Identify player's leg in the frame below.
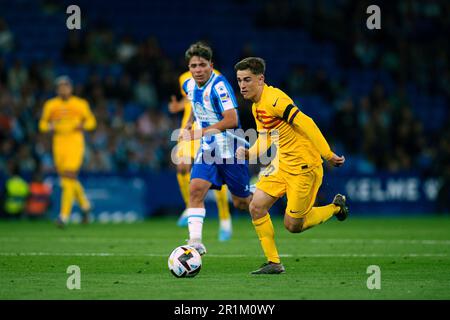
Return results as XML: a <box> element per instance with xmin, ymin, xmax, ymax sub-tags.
<box><xmin>175</xmin><ymin>139</ymin><xmax>192</xmax><ymax>225</ymax></box>
<box><xmin>284</xmin><ymin>166</ymin><xmax>346</xmax><ymax>233</ymax></box>
<box><xmin>176</xmin><ymin>161</ymin><xmax>192</xmax><ymax>227</ymax></box>
<box><xmin>175</xmin><ymin>138</ymin><xmax>197</xmax><ymax>226</ymax></box>
<box><xmin>248</xmin><ymin>188</ymin><xmax>285</xmax><ymax>274</ymax></box>
<box><xmin>187</xmin><ymin>178</ymin><xmax>212</xmax><ymax>254</ymax></box>
<box><xmin>72</xmin><ymin>173</ymin><xmax>91</xmax><ymax>224</ymax></box>
<box><xmin>57</xmin><ymin>171</ymin><xmax>76</xmax><ymax>227</ymax></box>
<box><xmin>237</xmin><ymin>167</ymin><xmax>285</xmax><ymax>274</ymax></box>
<box><xmin>53</xmin><ymin>148</ymin><xmax>75</xmax><ymax>227</ymax></box>
<box><xmin>176</xmin><ymin>162</ymin><xmax>191</xmax><ymax>208</ymax></box>
<box><xmin>186</xmin><ymin>159</ymin><xmax>221</xmax><ymax>255</ymax></box>
<box><xmin>214</xmin><ymin>185</ymin><xmax>232</xmax><ymax>241</ymax></box>
<box><xmin>64</xmin><ymin>145</ymin><xmax>91</xmax><ymax>224</ymax></box>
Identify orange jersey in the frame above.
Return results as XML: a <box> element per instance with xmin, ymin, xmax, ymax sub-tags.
<box><xmin>39</xmin><ymin>95</ymin><xmax>96</xmax><ymax>137</ymax></box>
<box><xmin>39</xmin><ymin>96</ymin><xmax>96</xmax><ymax>171</ymax></box>
<box><xmin>250</xmin><ymin>84</ymin><xmax>333</xmax><ymax>174</ymax></box>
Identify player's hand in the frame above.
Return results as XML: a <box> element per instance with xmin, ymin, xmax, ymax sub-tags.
<box><xmin>178</xmin><ymin>128</ymin><xmax>190</xmax><ymax>141</ymax></box>
<box><xmin>328</xmin><ymin>153</ymin><xmax>345</xmax><ymax>167</ymax></box>
<box><xmin>184</xmin><ymin>121</ymin><xmax>193</xmax><ymax>132</ymax></box>
<box><xmin>168</xmin><ymin>95</ymin><xmax>182</xmax><ymax>114</ymax></box>
<box><xmin>236</xmin><ymin>146</ymin><xmax>249</xmax><ymax>160</ymax></box>
<box><xmin>179</xmin><ymin>128</ymin><xmax>202</xmax><ymax>141</ymax></box>
<box><xmin>75</xmin><ymin>121</ymin><xmax>85</xmax><ymax>132</ymax></box>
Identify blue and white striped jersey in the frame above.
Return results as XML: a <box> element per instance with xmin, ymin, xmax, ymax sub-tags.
<box><xmin>182</xmin><ymin>71</ymin><xmax>243</xmax><ymax>159</ymax></box>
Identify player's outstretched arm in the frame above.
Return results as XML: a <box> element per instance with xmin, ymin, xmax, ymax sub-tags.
<box><xmin>38</xmin><ymin>101</ymin><xmax>54</xmax><ymax>133</ymax></box>
<box><xmin>291</xmin><ymin>110</ymin><xmax>335</xmax><ymax>161</ymax></box>
<box><xmin>82</xmin><ymin>101</ymin><xmax>97</xmax><ymax>131</ymax></box>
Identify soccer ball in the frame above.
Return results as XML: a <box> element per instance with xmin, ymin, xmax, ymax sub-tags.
<box><xmin>168</xmin><ymin>245</ymin><xmax>202</xmax><ymax>278</ymax></box>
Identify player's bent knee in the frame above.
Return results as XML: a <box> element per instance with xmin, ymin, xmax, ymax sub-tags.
<box><xmin>232</xmin><ymin>198</ymin><xmax>248</xmax><ymax>211</ymax></box>
<box><xmin>284</xmin><ymin>215</ymin><xmax>306</xmax><ymax>233</ymax></box>
<box><xmin>249</xmin><ymin>201</ymin><xmax>266</xmax><ymax>219</ymax></box>
<box><xmin>284</xmin><ymin>222</ymin><xmax>303</xmax><ymax>233</ymax></box>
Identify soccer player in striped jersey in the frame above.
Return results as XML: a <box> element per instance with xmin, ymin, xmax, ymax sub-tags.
<box><xmin>169</xmin><ymin>69</ymin><xmax>233</xmax><ymax>241</ymax></box>
<box><xmin>179</xmin><ymin>42</ymin><xmax>252</xmax><ymax>254</ymax></box>
<box><xmin>235</xmin><ymin>57</ymin><xmax>349</xmax><ymax>274</ymax></box>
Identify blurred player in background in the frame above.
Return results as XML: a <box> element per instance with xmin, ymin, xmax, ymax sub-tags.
<box><xmin>179</xmin><ymin>42</ymin><xmax>252</xmax><ymax>254</ymax></box>
<box><xmin>235</xmin><ymin>57</ymin><xmax>349</xmax><ymax>274</ymax></box>
<box><xmin>39</xmin><ymin>76</ymin><xmax>97</xmax><ymax>228</ymax></box>
<box><xmin>169</xmin><ymin>69</ymin><xmax>233</xmax><ymax>242</ymax></box>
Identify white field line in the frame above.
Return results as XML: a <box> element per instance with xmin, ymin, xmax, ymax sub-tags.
<box><xmin>0</xmin><ymin>252</ymin><xmax>448</xmax><ymax>258</ymax></box>
<box><xmin>1</xmin><ymin>237</ymin><xmax>450</xmax><ymax>245</ymax></box>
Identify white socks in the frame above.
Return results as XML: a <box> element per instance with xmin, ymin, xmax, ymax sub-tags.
<box><xmin>187</xmin><ymin>208</ymin><xmax>206</xmax><ymax>241</ymax></box>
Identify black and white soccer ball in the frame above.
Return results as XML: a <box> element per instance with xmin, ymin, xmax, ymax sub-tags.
<box><xmin>168</xmin><ymin>245</ymin><xmax>202</xmax><ymax>278</ymax></box>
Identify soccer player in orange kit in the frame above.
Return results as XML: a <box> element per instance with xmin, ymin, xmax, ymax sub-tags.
<box><xmin>39</xmin><ymin>76</ymin><xmax>96</xmax><ymax>228</ymax></box>
<box><xmin>235</xmin><ymin>57</ymin><xmax>349</xmax><ymax>274</ymax></box>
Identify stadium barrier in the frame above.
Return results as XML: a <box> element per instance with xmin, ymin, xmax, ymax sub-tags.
<box><xmin>0</xmin><ymin>171</ymin><xmax>442</xmax><ymax>222</ymax></box>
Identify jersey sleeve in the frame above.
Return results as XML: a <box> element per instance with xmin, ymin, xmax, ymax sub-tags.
<box><xmin>179</xmin><ymin>72</ymin><xmax>191</xmax><ymax>97</ymax></box>
<box><xmin>271</xmin><ymin>97</ymin><xmax>333</xmax><ymax>160</ymax></box>
<box><xmin>211</xmin><ymin>79</ymin><xmax>238</xmax><ymax>112</ymax></box>
<box><xmin>81</xmin><ymin>99</ymin><xmax>97</xmax><ymax>131</ymax></box>
<box><xmin>38</xmin><ymin>100</ymin><xmax>53</xmax><ymax>132</ymax></box>
<box><xmin>291</xmin><ymin>108</ymin><xmax>333</xmax><ymax>160</ymax></box>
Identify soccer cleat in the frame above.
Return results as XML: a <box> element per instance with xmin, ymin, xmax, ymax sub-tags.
<box><xmin>177</xmin><ymin>209</ymin><xmax>189</xmax><ymax>227</ymax></box>
<box><xmin>218</xmin><ymin>227</ymin><xmax>232</xmax><ymax>242</ymax></box>
<box><xmin>333</xmin><ymin>194</ymin><xmax>349</xmax><ymax>221</ymax></box>
<box><xmin>251</xmin><ymin>262</ymin><xmax>286</xmax><ymax>275</ymax></box>
<box><xmin>55</xmin><ymin>217</ymin><xmax>66</xmax><ymax>229</ymax></box>
<box><xmin>81</xmin><ymin>208</ymin><xmax>91</xmax><ymax>225</ymax></box>
<box><xmin>187</xmin><ymin>239</ymin><xmax>207</xmax><ymax>256</ymax></box>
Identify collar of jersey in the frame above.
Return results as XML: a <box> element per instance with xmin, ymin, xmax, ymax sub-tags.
<box><xmin>255</xmin><ymin>84</ymin><xmax>269</xmax><ymax>106</ymax></box>
<box><xmin>195</xmin><ymin>72</ymin><xmax>216</xmax><ymax>90</ymax></box>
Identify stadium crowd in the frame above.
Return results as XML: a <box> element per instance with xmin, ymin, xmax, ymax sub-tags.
<box><xmin>0</xmin><ymin>0</ymin><xmax>449</xmax><ymax>212</ymax></box>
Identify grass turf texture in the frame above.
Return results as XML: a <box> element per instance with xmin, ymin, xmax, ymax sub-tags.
<box><xmin>0</xmin><ymin>216</ymin><xmax>449</xmax><ymax>300</ymax></box>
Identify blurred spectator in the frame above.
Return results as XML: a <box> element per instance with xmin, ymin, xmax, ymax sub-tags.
<box><xmin>1</xmin><ymin>164</ymin><xmax>29</xmax><ymax>218</ymax></box>
<box><xmin>0</xmin><ymin>18</ymin><xmax>14</xmax><ymax>54</ymax></box>
<box><xmin>332</xmin><ymin>98</ymin><xmax>359</xmax><ymax>154</ymax></box>
<box><xmin>0</xmin><ymin>0</ymin><xmax>447</xmax><ymax>183</ymax></box>
<box><xmin>25</xmin><ymin>170</ymin><xmax>52</xmax><ymax>218</ymax></box>
<box><xmin>117</xmin><ymin>35</ymin><xmax>138</xmax><ymax>63</ymax></box>
<box><xmin>133</xmin><ymin>73</ymin><xmax>158</xmax><ymax>108</ymax></box>
<box><xmin>310</xmin><ymin>68</ymin><xmax>335</xmax><ymax>102</ymax></box>
<box><xmin>86</xmin><ymin>27</ymin><xmax>116</xmax><ymax>64</ymax></box>
<box><xmin>7</xmin><ymin>60</ymin><xmax>28</xmax><ymax>94</ymax></box>
<box><xmin>62</xmin><ymin>31</ymin><xmax>88</xmax><ymax>64</ymax></box>
<box><xmin>285</xmin><ymin>64</ymin><xmax>309</xmax><ymax>96</ymax></box>
<box><xmin>0</xmin><ymin>58</ymin><xmax>8</xmax><ymax>84</ymax></box>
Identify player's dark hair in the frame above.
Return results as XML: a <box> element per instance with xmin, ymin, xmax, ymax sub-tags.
<box><xmin>234</xmin><ymin>57</ymin><xmax>266</xmax><ymax>75</ymax></box>
<box><xmin>185</xmin><ymin>42</ymin><xmax>213</xmax><ymax>63</ymax></box>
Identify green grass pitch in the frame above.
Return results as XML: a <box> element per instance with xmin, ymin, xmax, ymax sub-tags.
<box><xmin>1</xmin><ymin>215</ymin><xmax>449</xmax><ymax>300</ymax></box>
